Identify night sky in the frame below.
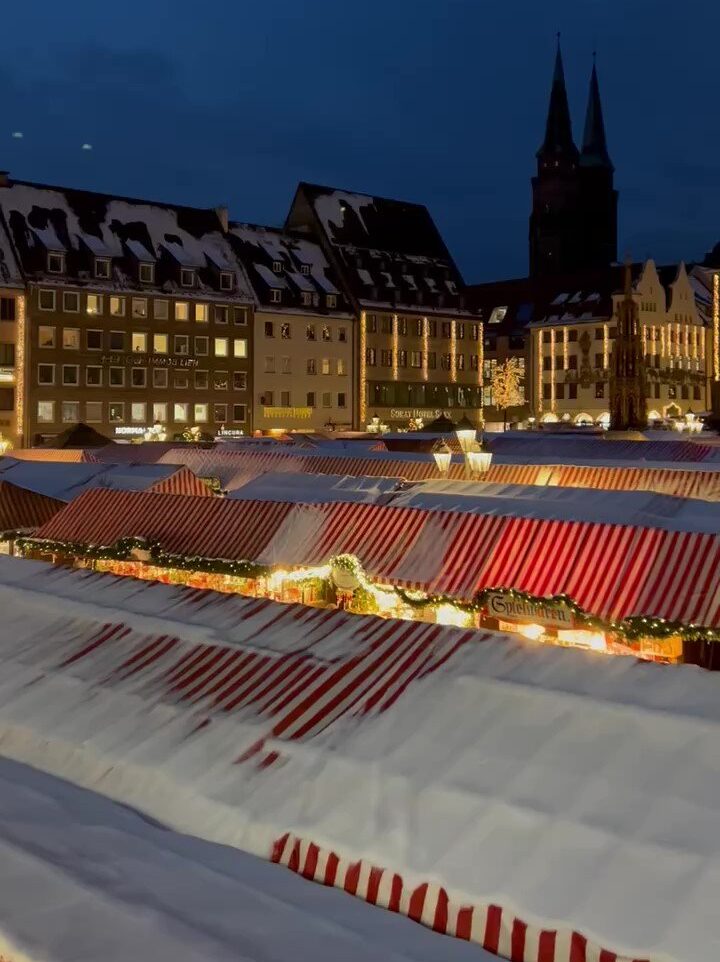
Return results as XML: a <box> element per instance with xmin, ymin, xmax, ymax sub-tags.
<box><xmin>3</xmin><ymin>0</ymin><xmax>718</xmax><ymax>282</ymax></box>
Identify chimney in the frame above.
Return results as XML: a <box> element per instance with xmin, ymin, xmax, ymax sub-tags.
<box><xmin>214</xmin><ymin>205</ymin><xmax>229</xmax><ymax>232</ymax></box>
<box><xmin>0</xmin><ymin>172</ymin><xmax>9</xmax><ymax>188</ymax></box>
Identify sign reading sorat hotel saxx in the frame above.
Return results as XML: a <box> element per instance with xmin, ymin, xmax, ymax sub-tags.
<box><xmin>486</xmin><ymin>592</ymin><xmax>574</xmax><ymax>629</ymax></box>
<box><xmin>100</xmin><ymin>353</ymin><xmax>199</xmax><ymax>368</ymax></box>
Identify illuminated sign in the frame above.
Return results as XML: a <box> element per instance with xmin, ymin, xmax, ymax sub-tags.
<box><xmin>486</xmin><ymin>592</ymin><xmax>574</xmax><ymax>629</ymax></box>
<box><xmin>263</xmin><ymin>406</ymin><xmax>312</xmax><ymax>419</ymax></box>
<box><xmin>114</xmin><ymin>426</ymin><xmax>147</xmax><ymax>436</ymax></box>
<box><xmin>388</xmin><ymin>408</ymin><xmax>442</xmax><ymax>420</ymax></box>
<box><xmin>0</xmin><ymin>367</ymin><xmax>14</xmax><ymax>383</ymax></box>
<box><xmin>100</xmin><ymin>354</ymin><xmax>199</xmax><ymax>368</ymax></box>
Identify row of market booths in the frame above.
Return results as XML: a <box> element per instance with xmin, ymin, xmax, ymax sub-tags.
<box><xmin>17</xmin><ymin>479</ymin><xmax>720</xmax><ymax>669</ymax></box>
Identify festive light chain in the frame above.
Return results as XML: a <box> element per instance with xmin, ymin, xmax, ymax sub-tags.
<box><xmin>16</xmin><ymin>538</ymin><xmax>720</xmax><ymax>644</ymax></box>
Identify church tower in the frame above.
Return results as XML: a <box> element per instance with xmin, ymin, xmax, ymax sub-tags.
<box><xmin>529</xmin><ymin>44</ymin><xmax>618</xmax><ymax>276</ymax></box>
<box><xmin>609</xmin><ymin>262</ymin><xmax>647</xmax><ymax>430</ymax></box>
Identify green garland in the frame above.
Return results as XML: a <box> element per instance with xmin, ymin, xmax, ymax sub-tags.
<box><xmin>16</xmin><ymin>537</ymin><xmax>720</xmax><ymax>644</ymax></box>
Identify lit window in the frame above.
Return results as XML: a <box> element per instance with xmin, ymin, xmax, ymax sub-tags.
<box><xmin>139</xmin><ymin>263</ymin><xmax>154</xmax><ymax>284</ymax></box>
<box><xmin>214</xmin><ymin>337</ymin><xmax>229</xmax><ymax>357</ymax></box>
<box><xmin>306</xmin><ymin>324</ymin><xmax>316</xmax><ymax>341</ymax></box>
<box><xmin>232</xmin><ymin>404</ymin><xmax>247</xmax><ymax>422</ymax></box>
<box><xmin>307</xmin><ymin>359</ymin><xmax>316</xmax><ymax>375</ymax></box>
<box><xmin>39</xmin><ymin>326</ymin><xmax>56</xmax><ymax>348</ymax></box>
<box><xmin>95</xmin><ymin>258</ymin><xmax>111</xmax><ymax>279</ymax></box>
<box><xmin>154</xmin><ymin>300</ymin><xmax>169</xmax><ymax>320</ymax></box>
<box><xmin>152</xmin><ymin>402</ymin><xmax>167</xmax><ymax>422</ymax></box>
<box><xmin>37</xmin><ymin>400</ymin><xmax>55</xmax><ymax>422</ymax></box>
<box><xmin>47</xmin><ymin>252</ymin><xmax>64</xmax><ymax>274</ymax></box>
<box><xmin>63</xmin><ymin>291</ymin><xmax>80</xmax><ymax>313</ymax></box>
<box><xmin>233</xmin><ymin>371</ymin><xmax>247</xmax><ymax>390</ymax></box>
<box><xmin>86</xmin><ymin>294</ymin><xmax>102</xmax><ymax>315</ymax></box>
<box><xmin>174</xmin><ymin>335</ymin><xmax>189</xmax><ymax>355</ymax></box>
<box><xmin>63</xmin><ymin>328</ymin><xmax>80</xmax><ymax>350</ymax></box>
<box><xmin>264</xmin><ymin>355</ymin><xmax>275</xmax><ymax>373</ymax></box>
<box><xmin>110</xmin><ymin>296</ymin><xmax>125</xmax><ymax>316</ymax></box>
<box><xmin>86</xmin><ymin>330</ymin><xmax>102</xmax><ymax>350</ymax></box>
<box><xmin>132</xmin><ymin>298</ymin><xmax>147</xmax><ymax>318</ymax></box>
<box><xmin>281</xmin><ymin>356</ymin><xmax>291</xmax><ymax>374</ymax></box>
<box><xmin>322</xmin><ymin>326</ymin><xmax>332</xmax><ymax>342</ymax></box>
<box><xmin>132</xmin><ymin>332</ymin><xmax>147</xmax><ymax>353</ymax></box>
<box><xmin>62</xmin><ymin>365</ymin><xmax>79</xmax><ymax>386</ymax></box>
<box><xmin>109</xmin><ymin>402</ymin><xmax>125</xmax><ymax>423</ymax></box>
<box><xmin>195</xmin><ymin>370</ymin><xmax>208</xmax><ymax>390</ymax></box>
<box><xmin>337</xmin><ymin>358</ymin><xmax>346</xmax><ymax>375</ymax></box>
<box><xmin>233</xmin><ymin>338</ymin><xmax>247</xmax><ymax>358</ymax></box>
<box><xmin>153</xmin><ymin>333</ymin><xmax>168</xmax><ymax>354</ymax></box>
<box><xmin>220</xmin><ymin>272</ymin><xmax>233</xmax><ymax>291</ymax></box>
<box><xmin>86</xmin><ymin>367</ymin><xmax>102</xmax><ymax>387</ymax></box>
<box><xmin>300</xmin><ymin>264</ymin><xmax>310</xmax><ymax>276</ymax></box>
<box><xmin>173</xmin><ymin>402</ymin><xmax>189</xmax><ymax>422</ymax></box>
<box><xmin>180</xmin><ymin>269</ymin><xmax>195</xmax><ymax>288</ymax></box>
<box><xmin>322</xmin><ymin>392</ymin><xmax>331</xmax><ymax>408</ymax></box>
<box><xmin>281</xmin><ymin>323</ymin><xmax>291</xmax><ymax>339</ymax></box>
<box><xmin>321</xmin><ymin>358</ymin><xmax>331</xmax><ymax>375</ymax></box>
<box><xmin>272</xmin><ymin>261</ymin><xmax>283</xmax><ymax>274</ymax></box>
<box><xmin>213</xmin><ymin>371</ymin><xmax>228</xmax><ymax>390</ymax></box>
<box><xmin>327</xmin><ymin>295</ymin><xmax>337</xmax><ymax>308</ymax></box>
<box><xmin>109</xmin><ymin>331</ymin><xmax>124</xmax><ymax>351</ymax></box>
<box><xmin>301</xmin><ymin>292</ymin><xmax>312</xmax><ymax>306</ymax></box>
<box><xmin>153</xmin><ymin>368</ymin><xmax>168</xmax><ymax>389</ymax></box>
<box><xmin>109</xmin><ymin>367</ymin><xmax>125</xmax><ymax>387</ymax></box>
<box><xmin>86</xmin><ymin>401</ymin><xmax>103</xmax><ymax>423</ymax></box>
<box><xmin>37</xmin><ymin>364</ymin><xmax>54</xmax><ymax>385</ymax></box>
<box><xmin>213</xmin><ymin>403</ymin><xmax>227</xmax><ymax>423</ymax></box>
<box><xmin>195</xmin><ymin>303</ymin><xmax>208</xmax><ymax>323</ymax></box>
<box><xmin>131</xmin><ymin>402</ymin><xmax>146</xmax><ymax>422</ymax></box>
<box><xmin>233</xmin><ymin>307</ymin><xmax>247</xmax><ymax>325</ymax></box>
<box><xmin>270</xmin><ymin>289</ymin><xmax>282</xmax><ymax>304</ymax></box>
<box><xmin>39</xmin><ymin>290</ymin><xmax>56</xmax><ymax>311</ymax></box>
<box><xmin>131</xmin><ymin>367</ymin><xmax>147</xmax><ymax>388</ymax></box>
<box><xmin>194</xmin><ymin>336</ymin><xmax>209</xmax><ymax>355</ymax></box>
<box><xmin>215</xmin><ymin>305</ymin><xmax>228</xmax><ymax>324</ymax></box>
<box><xmin>194</xmin><ymin>402</ymin><xmax>208</xmax><ymax>423</ymax></box>
<box><xmin>175</xmin><ymin>301</ymin><xmax>189</xmax><ymax>321</ymax></box>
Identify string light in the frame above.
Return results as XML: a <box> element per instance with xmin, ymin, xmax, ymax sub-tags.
<box><xmin>550</xmin><ymin>329</ymin><xmax>556</xmax><ymax>412</ymax></box>
<box><xmin>713</xmin><ymin>273</ymin><xmax>719</xmax><ymax>381</ymax></box>
<box><xmin>450</xmin><ymin>320</ymin><xmax>457</xmax><ymax>383</ymax></box>
<box><xmin>15</xmin><ymin>294</ymin><xmax>25</xmax><ymax>444</ymax></box>
<box><xmin>392</xmin><ymin>313</ymin><xmax>398</xmax><ymax>381</ymax></box>
<box><xmin>603</xmin><ymin>322</ymin><xmax>609</xmax><ymax>370</ymax></box>
<box><xmin>422</xmin><ymin>316</ymin><xmax>429</xmax><ymax>382</ymax></box>
<box><xmin>359</xmin><ymin>310</ymin><xmax>367</xmax><ymax>424</ymax></box>
<box><xmin>537</xmin><ymin>330</ymin><xmax>543</xmax><ymax>414</ymax></box>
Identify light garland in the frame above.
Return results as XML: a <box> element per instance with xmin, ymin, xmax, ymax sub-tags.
<box><xmin>450</xmin><ymin>320</ymin><xmax>457</xmax><ymax>384</ymax></box>
<box><xmin>15</xmin><ymin>294</ymin><xmax>25</xmax><ymax>444</ymax></box>
<box><xmin>422</xmin><ymin>316</ymin><xmax>429</xmax><ymax>382</ymax></box>
<box><xmin>392</xmin><ymin>313</ymin><xmax>398</xmax><ymax>381</ymax></box>
<box><xmin>537</xmin><ymin>330</ymin><xmax>543</xmax><ymax>414</ymax></box>
<box><xmin>714</xmin><ymin>273</ymin><xmax>719</xmax><ymax>381</ymax></box>
<box><xmin>549</xmin><ymin>329</ymin><xmax>556</xmax><ymax>412</ymax></box>
<box><xmin>603</xmin><ymin>322</ymin><xmax>609</xmax><ymax>370</ymax></box>
<box><xmin>359</xmin><ymin>310</ymin><xmax>367</xmax><ymax>424</ymax></box>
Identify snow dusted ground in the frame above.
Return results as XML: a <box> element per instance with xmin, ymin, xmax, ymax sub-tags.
<box><xmin>0</xmin><ymin>558</ymin><xmax>719</xmax><ymax>960</ymax></box>
<box><xmin>0</xmin><ymin>758</ymin><xmax>492</xmax><ymax>962</ymax></box>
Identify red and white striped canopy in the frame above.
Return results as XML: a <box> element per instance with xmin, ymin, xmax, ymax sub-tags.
<box><xmin>0</xmin><ymin>480</ymin><xmax>64</xmax><ymax>532</ymax></box>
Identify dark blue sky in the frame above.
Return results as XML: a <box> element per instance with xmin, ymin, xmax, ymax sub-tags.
<box><xmin>3</xmin><ymin>0</ymin><xmax>718</xmax><ymax>281</ymax></box>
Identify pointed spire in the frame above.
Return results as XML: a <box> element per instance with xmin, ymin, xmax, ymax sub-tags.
<box><xmin>581</xmin><ymin>58</ymin><xmax>613</xmax><ymax>169</ymax></box>
<box><xmin>537</xmin><ymin>36</ymin><xmax>578</xmax><ymax>160</ymax></box>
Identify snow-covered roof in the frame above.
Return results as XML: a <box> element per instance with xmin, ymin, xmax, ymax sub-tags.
<box><xmin>227</xmin><ymin>470</ymin><xmax>401</xmax><ymax>504</ymax></box>
<box><xmin>1</xmin><ymin>556</ymin><xmax>719</xmax><ymax>961</ymax></box>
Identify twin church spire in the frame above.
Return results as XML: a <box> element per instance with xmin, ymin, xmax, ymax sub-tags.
<box><xmin>529</xmin><ymin>39</ymin><xmax>617</xmax><ymax>276</ymax></box>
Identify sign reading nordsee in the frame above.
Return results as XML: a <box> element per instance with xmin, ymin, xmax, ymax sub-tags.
<box><xmin>486</xmin><ymin>592</ymin><xmax>574</xmax><ymax>628</ymax></box>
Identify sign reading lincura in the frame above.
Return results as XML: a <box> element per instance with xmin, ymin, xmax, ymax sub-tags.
<box><xmin>486</xmin><ymin>592</ymin><xmax>574</xmax><ymax>628</ymax></box>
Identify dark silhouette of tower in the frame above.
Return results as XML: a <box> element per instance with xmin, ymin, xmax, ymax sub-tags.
<box><xmin>610</xmin><ymin>262</ymin><xmax>647</xmax><ymax>430</ymax></box>
<box><xmin>529</xmin><ymin>44</ymin><xmax>618</xmax><ymax>276</ymax></box>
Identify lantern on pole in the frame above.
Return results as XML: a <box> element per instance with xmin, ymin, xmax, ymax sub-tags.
<box><xmin>432</xmin><ymin>439</ymin><xmax>452</xmax><ymax>476</ymax></box>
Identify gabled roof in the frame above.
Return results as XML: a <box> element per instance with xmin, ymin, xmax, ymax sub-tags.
<box><xmin>286</xmin><ymin>182</ymin><xmax>475</xmax><ymax>316</ymax></box>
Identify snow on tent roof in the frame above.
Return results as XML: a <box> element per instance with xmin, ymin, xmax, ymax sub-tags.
<box><xmin>2</xmin><ymin>556</ymin><xmax>720</xmax><ymax>962</ymax></box>
<box><xmin>226</xmin><ymin>471</ymin><xmax>401</xmax><ymax>504</ymax></box>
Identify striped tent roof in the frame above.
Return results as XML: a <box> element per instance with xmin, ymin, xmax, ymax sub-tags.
<box><xmin>9</xmin><ymin>448</ymin><xmax>100</xmax><ymax>463</ymax></box>
<box><xmin>488</xmin><ymin>436</ymin><xmax>720</xmax><ymax>463</ymax></box>
<box><xmin>0</xmin><ymin>480</ymin><xmax>65</xmax><ymax>532</ymax></box>
<box><xmin>32</xmin><ymin>488</ymin><xmax>720</xmax><ymax>626</ymax></box>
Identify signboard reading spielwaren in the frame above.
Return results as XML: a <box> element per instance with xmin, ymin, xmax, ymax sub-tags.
<box><xmin>100</xmin><ymin>353</ymin><xmax>199</xmax><ymax>368</ymax></box>
<box><xmin>486</xmin><ymin>592</ymin><xmax>574</xmax><ymax>629</ymax></box>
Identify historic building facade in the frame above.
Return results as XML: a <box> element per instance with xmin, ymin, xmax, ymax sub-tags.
<box><xmin>0</xmin><ymin>177</ymin><xmax>255</xmax><ymax>444</ymax></box>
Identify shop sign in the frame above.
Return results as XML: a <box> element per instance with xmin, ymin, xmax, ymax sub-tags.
<box><xmin>486</xmin><ymin>592</ymin><xmax>574</xmax><ymax>629</ymax></box>
<box><xmin>263</xmin><ymin>406</ymin><xmax>312</xmax><ymax>419</ymax></box>
<box><xmin>114</xmin><ymin>426</ymin><xmax>147</xmax><ymax>437</ymax></box>
<box><xmin>100</xmin><ymin>353</ymin><xmax>199</xmax><ymax>368</ymax></box>
<box><xmin>389</xmin><ymin>408</ymin><xmax>442</xmax><ymax>420</ymax></box>
<box><xmin>217</xmin><ymin>428</ymin><xmax>245</xmax><ymax>438</ymax></box>
<box><xmin>640</xmin><ymin>635</ymin><xmax>683</xmax><ymax>661</ymax></box>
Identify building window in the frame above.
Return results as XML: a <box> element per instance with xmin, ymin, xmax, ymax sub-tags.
<box><xmin>63</xmin><ymin>328</ymin><xmax>80</xmax><ymax>350</ymax></box>
<box><xmin>367</xmin><ymin>315</ymin><xmax>377</xmax><ymax>334</ymax></box>
<box><xmin>568</xmin><ymin>355</ymin><xmax>577</xmax><ymax>371</ymax></box>
<box><xmin>300</xmin><ymin>264</ymin><xmax>310</xmax><ymax>276</ymax></box>
<box><xmin>272</xmin><ymin>260</ymin><xmax>283</xmax><ymax>274</ymax></box>
<box><xmin>233</xmin><ymin>372</ymin><xmax>247</xmax><ymax>391</ymax></box>
<box><xmin>543</xmin><ymin>356</ymin><xmax>552</xmax><ymax>372</ymax></box>
<box><xmin>694</xmin><ymin>385</ymin><xmax>702</xmax><ymax>401</ymax></box>
<box><xmin>609</xmin><ymin>327</ymin><xmax>618</xmax><ymax>338</ymax></box>
<box><xmin>60</xmin><ymin>291</ymin><xmax>79</xmax><ymax>313</ymax></box>
<box><xmin>47</xmin><ymin>252</ymin><xmax>64</xmax><ymax>274</ymax></box>
<box><xmin>264</xmin><ymin>321</ymin><xmax>274</xmax><ymax>338</ymax></box>
<box><xmin>556</xmin><ymin>383</ymin><xmax>565</xmax><ymax>400</ymax></box>
<box><xmin>594</xmin><ymin>353</ymin><xmax>603</xmax><ymax>369</ymax></box>
<box><xmin>280</xmin><ymin>391</ymin><xmax>291</xmax><ymax>407</ymax></box>
<box><xmin>322</xmin><ymin>326</ymin><xmax>332</xmax><ymax>342</ymax></box>
<box><xmin>154</xmin><ymin>300</ymin><xmax>169</xmax><ymax>320</ymax></box>
<box><xmin>193</xmin><ymin>402</ymin><xmax>208</xmax><ymax>423</ymax></box>
<box><xmin>307</xmin><ymin>359</ymin><xmax>316</xmax><ymax>375</ymax></box>
<box><xmin>175</xmin><ymin>373</ymin><xmax>190</xmax><ymax>391</ymax></box>
<box><xmin>87</xmin><ymin>330</ymin><xmax>103</xmax><ymax>351</ymax></box>
<box><xmin>62</xmin><ymin>364</ymin><xmax>79</xmax><ymax>386</ymax></box>
<box><xmin>60</xmin><ymin>401</ymin><xmax>80</xmax><ymax>424</ymax></box>
<box><xmin>428</xmin><ymin>352</ymin><xmax>437</xmax><ymax>369</ymax></box>
<box><xmin>264</xmin><ymin>355</ymin><xmax>275</xmax><ymax>374</ymax></box>
<box><xmin>153</xmin><ymin>333</ymin><xmax>168</xmax><ymax>354</ymax></box>
<box><xmin>233</xmin><ymin>307</ymin><xmax>248</xmax><ymax>326</ymax></box>
<box><xmin>180</xmin><ymin>269</ymin><xmax>195</xmax><ymax>288</ymax></box>
<box><xmin>398</xmin><ymin>350</ymin><xmax>408</xmax><ymax>368</ymax></box>
<box><xmin>457</xmin><ymin>353</ymin><xmax>465</xmax><ymax>371</ymax></box>
<box><xmin>411</xmin><ymin>351</ymin><xmax>422</xmax><ymax>368</ymax></box>
<box><xmin>441</xmin><ymin>353</ymin><xmax>451</xmax><ymax>370</ymax></box>
<box><xmin>338</xmin><ymin>392</ymin><xmax>346</xmax><ymax>408</ymax></box>
<box><xmin>542</xmin><ymin>384</ymin><xmax>551</xmax><ymax>401</ymax></box>
<box><xmin>441</xmin><ymin>322</ymin><xmax>452</xmax><ymax>339</ymax></box>
<box><xmin>398</xmin><ymin>317</ymin><xmax>408</xmax><ymax>336</ymax></box>
<box><xmin>107</xmin><ymin>296</ymin><xmax>124</xmax><ymax>317</ymax></box>
<box><xmin>131</xmin><ymin>367</ymin><xmax>147</xmax><ymax>388</ymax></box>
<box><xmin>569</xmin><ymin>383</ymin><xmax>578</xmax><ymax>400</ymax></box>
<box><xmin>280</xmin><ymin>323</ymin><xmax>291</xmax><ymax>339</ymax></box>
<box><xmin>109</xmin><ymin>331</ymin><xmax>124</xmax><ymax>351</ymax></box>
<box><xmin>233</xmin><ymin>338</ymin><xmax>247</xmax><ymax>358</ymax></box>
<box><xmin>131</xmin><ymin>298</ymin><xmax>147</xmax><ymax>319</ymax></box>
<box><xmin>220</xmin><ymin>272</ymin><xmax>233</xmax><ymax>291</ymax></box>
<box><xmin>195</xmin><ymin>370</ymin><xmax>209</xmax><ymax>390</ymax></box>
<box><xmin>213</xmin><ymin>403</ymin><xmax>227</xmax><ymax>423</ymax></box>
<box><xmin>668</xmin><ymin>384</ymin><xmax>677</xmax><ymax>399</ymax></box>
<box><xmin>281</xmin><ymin>356</ymin><xmax>291</xmax><ymax>374</ymax></box>
<box><xmin>261</xmin><ymin>390</ymin><xmax>273</xmax><ymax>406</ymax></box>
<box><xmin>381</xmin><ymin>350</ymin><xmax>392</xmax><ymax>368</ymax></box>
<box><xmin>109</xmin><ymin>402</ymin><xmax>124</xmax><ymax>423</ymax></box>
<box><xmin>306</xmin><ymin>390</ymin><xmax>316</xmax><ymax>408</ymax></box>
<box><xmin>337</xmin><ymin>358</ymin><xmax>346</xmax><ymax>375</ymax></box>
<box><xmin>195</xmin><ymin>303</ymin><xmax>208</xmax><ymax>323</ymax></box>
<box><xmin>322</xmin><ymin>392</ymin><xmax>332</xmax><ymax>408</ymax></box>
<box><xmin>131</xmin><ymin>402</ymin><xmax>146</xmax><ymax>423</ymax></box>
<box><xmin>214</xmin><ymin>337</ymin><xmax>229</xmax><ymax>358</ymax></box>
<box><xmin>301</xmin><ymin>292</ymin><xmax>312</xmax><ymax>307</ymax></box>
<box><xmin>86</xmin><ymin>366</ymin><xmax>102</xmax><ymax>387</ymax></box>
<box><xmin>139</xmin><ymin>263</ymin><xmax>155</xmax><ymax>284</ymax></box>
<box><xmin>215</xmin><ymin>305</ymin><xmax>229</xmax><ymax>324</ymax></box>
<box><xmin>153</xmin><ymin>402</ymin><xmax>167</xmax><ymax>423</ymax></box>
<box><xmin>213</xmin><ymin>371</ymin><xmax>228</xmax><ymax>390</ymax></box>
<box><xmin>37</xmin><ymin>363</ymin><xmax>55</xmax><ymax>385</ymax></box>
<box><xmin>175</xmin><ymin>301</ymin><xmax>189</xmax><ymax>322</ymax></box>
<box><xmin>306</xmin><ymin>324</ymin><xmax>316</xmax><ymax>341</ymax></box>
<box><xmin>270</xmin><ymin>289</ymin><xmax>282</xmax><ymax>304</ymax></box>
<box><xmin>174</xmin><ymin>335</ymin><xmax>190</xmax><ymax>355</ymax></box>
<box><xmin>132</xmin><ymin>332</ymin><xmax>147</xmax><ymax>353</ymax></box>
<box><xmin>366</xmin><ymin>348</ymin><xmax>376</xmax><ymax>366</ymax></box>
<box><xmin>37</xmin><ymin>400</ymin><xmax>55</xmax><ymax>423</ymax></box>
<box><xmin>321</xmin><ymin>358</ymin><xmax>331</xmax><ymax>375</ymax></box>
<box><xmin>428</xmin><ymin>320</ymin><xmax>437</xmax><ymax>338</ymax></box>
<box><xmin>0</xmin><ymin>298</ymin><xmax>15</xmax><ymax>321</ymax></box>
<box><xmin>327</xmin><ymin>294</ymin><xmax>337</xmax><ymax>308</ymax></box>
<box><xmin>153</xmin><ymin>368</ymin><xmax>168</xmax><ymax>389</ymax></box>
<box><xmin>595</xmin><ymin>383</ymin><xmax>605</xmax><ymax>399</ymax></box>
<box><xmin>86</xmin><ymin>294</ymin><xmax>102</xmax><ymax>316</ymax></box>
<box><xmin>195</xmin><ymin>336</ymin><xmax>209</xmax><ymax>355</ymax></box>
<box><xmin>38</xmin><ymin>326</ymin><xmax>56</xmax><ymax>350</ymax></box>
<box><xmin>109</xmin><ymin>367</ymin><xmax>125</xmax><ymax>387</ymax></box>
<box><xmin>95</xmin><ymin>258</ymin><xmax>111</xmax><ymax>279</ymax></box>
<box><xmin>174</xmin><ymin>402</ymin><xmax>189</xmax><ymax>422</ymax></box>
<box><xmin>86</xmin><ymin>401</ymin><xmax>103</xmax><ymax>423</ymax></box>
<box><xmin>39</xmin><ymin>289</ymin><xmax>56</xmax><ymax>311</ymax></box>
<box><xmin>233</xmin><ymin>404</ymin><xmax>247</xmax><ymax>422</ymax></box>
<box><xmin>338</xmin><ymin>327</ymin><xmax>347</xmax><ymax>342</ymax></box>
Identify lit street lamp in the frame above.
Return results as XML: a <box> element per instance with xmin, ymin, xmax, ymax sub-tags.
<box><xmin>454</xmin><ymin>416</ymin><xmax>476</xmax><ymax>454</ymax></box>
<box><xmin>467</xmin><ymin>444</ymin><xmax>493</xmax><ymax>478</ymax></box>
<box><xmin>432</xmin><ymin>439</ymin><xmax>452</xmax><ymax>476</ymax></box>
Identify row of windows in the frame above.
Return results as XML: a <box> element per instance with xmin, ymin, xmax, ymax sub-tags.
<box><xmin>262</xmin><ymin>356</ymin><xmax>347</xmax><ymax>375</ymax></box>
<box><xmin>37</xmin><ymin>290</ymin><xmax>248</xmax><ymax>324</ymax></box>
<box><xmin>366</xmin><ymin>348</ymin><xmax>481</xmax><ymax>372</ymax></box>
<box><xmin>260</xmin><ymin>391</ymin><xmax>346</xmax><ymax>409</ymax></box>
<box><xmin>541</xmin><ymin>328</ymin><xmax>616</xmax><ymax>344</ymax></box>
<box><xmin>367</xmin><ymin>383</ymin><xmax>483</xmax><ymax>409</ymax></box>
<box><xmin>544</xmin><ymin>383</ymin><xmax>703</xmax><ymax>401</ymax></box>
<box><xmin>543</xmin><ymin>353</ymin><xmax>704</xmax><ymax>372</ymax></box>
<box><xmin>45</xmin><ymin>253</ymin><xmax>234</xmax><ymax>292</ymax></box>
<box><xmin>541</xmin><ymin>324</ymin><xmax>705</xmax><ymax>346</ymax></box>
<box><xmin>36</xmin><ymin>364</ymin><xmax>248</xmax><ymax>391</ymax></box>
<box><xmin>366</xmin><ymin>317</ymin><xmax>481</xmax><ymax>340</ymax></box>
<box><xmin>37</xmin><ymin>326</ymin><xmax>247</xmax><ymax>358</ymax></box>
<box><xmin>266</xmin><ymin>291</ymin><xmax>338</xmax><ymax>308</ymax></box>
<box><xmin>264</xmin><ymin>321</ymin><xmax>347</xmax><ymax>341</ymax></box>
<box><xmin>37</xmin><ymin>399</ymin><xmax>246</xmax><ymax>426</ymax></box>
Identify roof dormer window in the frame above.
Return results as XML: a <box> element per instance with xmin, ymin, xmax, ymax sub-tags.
<box><xmin>301</xmin><ymin>292</ymin><xmax>312</xmax><ymax>306</ymax></box>
<box><xmin>326</xmin><ymin>294</ymin><xmax>337</xmax><ymax>309</ymax></box>
<box><xmin>300</xmin><ymin>264</ymin><xmax>310</xmax><ymax>276</ymax></box>
<box><xmin>220</xmin><ymin>271</ymin><xmax>233</xmax><ymax>291</ymax></box>
<box><xmin>270</xmin><ymin>289</ymin><xmax>282</xmax><ymax>304</ymax></box>
<box><xmin>94</xmin><ymin>257</ymin><xmax>111</xmax><ymax>279</ymax></box>
<box><xmin>47</xmin><ymin>252</ymin><xmax>64</xmax><ymax>274</ymax></box>
<box><xmin>139</xmin><ymin>262</ymin><xmax>154</xmax><ymax>284</ymax></box>
<box><xmin>272</xmin><ymin>261</ymin><xmax>283</xmax><ymax>274</ymax></box>
<box><xmin>181</xmin><ymin>269</ymin><xmax>195</xmax><ymax>288</ymax></box>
